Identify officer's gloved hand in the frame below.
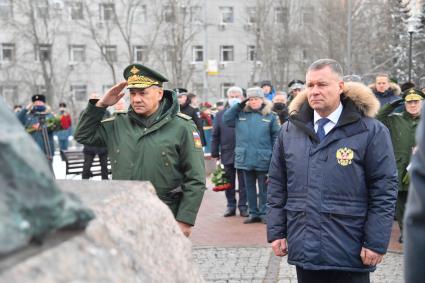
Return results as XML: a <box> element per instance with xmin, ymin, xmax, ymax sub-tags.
<box><xmin>239</xmin><ymin>98</ymin><xmax>249</xmax><ymax>109</ymax></box>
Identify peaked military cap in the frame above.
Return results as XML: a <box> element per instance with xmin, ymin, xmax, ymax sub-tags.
<box><xmin>288</xmin><ymin>79</ymin><xmax>305</xmax><ymax>92</ymax></box>
<box><xmin>173</xmin><ymin>88</ymin><xmax>188</xmax><ymax>96</ymax></box>
<box><xmin>403</xmin><ymin>88</ymin><xmax>425</xmax><ymax>102</ymax></box>
<box><xmin>32</xmin><ymin>94</ymin><xmax>46</xmax><ymax>103</ymax></box>
<box><xmin>123</xmin><ymin>63</ymin><xmax>168</xmax><ymax>89</ymax></box>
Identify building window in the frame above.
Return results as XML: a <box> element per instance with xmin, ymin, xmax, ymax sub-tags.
<box><xmin>190</xmin><ymin>6</ymin><xmax>202</xmax><ymax>23</ymax></box>
<box><xmin>303</xmin><ymin>7</ymin><xmax>314</xmax><ymax>25</ymax></box>
<box><xmin>163</xmin><ymin>5</ymin><xmax>175</xmax><ymax>22</ymax></box>
<box><xmin>0</xmin><ymin>0</ymin><xmax>13</xmax><ymax>19</ymax></box>
<box><xmin>219</xmin><ymin>7</ymin><xmax>233</xmax><ymax>23</ymax></box>
<box><xmin>247</xmin><ymin>45</ymin><xmax>256</xmax><ymax>61</ymax></box>
<box><xmin>274</xmin><ymin>7</ymin><xmax>288</xmax><ymax>24</ymax></box>
<box><xmin>102</xmin><ymin>45</ymin><xmax>117</xmax><ymax>62</ymax></box>
<box><xmin>70</xmin><ymin>1</ymin><xmax>83</xmax><ymax>20</ymax></box>
<box><xmin>133</xmin><ymin>45</ymin><xmax>147</xmax><ymax>62</ymax></box>
<box><xmin>69</xmin><ymin>45</ymin><xmax>85</xmax><ymax>62</ymax></box>
<box><xmin>220</xmin><ymin>45</ymin><xmax>234</xmax><ymax>62</ymax></box>
<box><xmin>100</xmin><ymin>3</ymin><xmax>115</xmax><ymax>21</ymax></box>
<box><xmin>192</xmin><ymin>46</ymin><xmax>203</xmax><ymax>62</ymax></box>
<box><xmin>35</xmin><ymin>44</ymin><xmax>52</xmax><ymax>61</ymax></box>
<box><xmin>1</xmin><ymin>43</ymin><xmax>15</xmax><ymax>62</ymax></box>
<box><xmin>71</xmin><ymin>84</ymin><xmax>87</xmax><ymax>101</ymax></box>
<box><xmin>134</xmin><ymin>5</ymin><xmax>147</xmax><ymax>23</ymax></box>
<box><xmin>221</xmin><ymin>83</ymin><xmax>234</xmax><ymax>98</ymax></box>
<box><xmin>247</xmin><ymin>7</ymin><xmax>256</xmax><ymax>23</ymax></box>
<box><xmin>35</xmin><ymin>1</ymin><xmax>49</xmax><ymax>19</ymax></box>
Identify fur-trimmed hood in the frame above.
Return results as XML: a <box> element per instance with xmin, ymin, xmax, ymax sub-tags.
<box><xmin>243</xmin><ymin>99</ymin><xmax>274</xmax><ymax>116</ymax></box>
<box><xmin>369</xmin><ymin>82</ymin><xmax>401</xmax><ymax>96</ymax></box>
<box><xmin>288</xmin><ymin>82</ymin><xmax>380</xmax><ymax>118</ymax></box>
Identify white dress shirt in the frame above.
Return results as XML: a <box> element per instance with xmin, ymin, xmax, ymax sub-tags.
<box><xmin>314</xmin><ymin>103</ymin><xmax>343</xmax><ymax>135</ymax></box>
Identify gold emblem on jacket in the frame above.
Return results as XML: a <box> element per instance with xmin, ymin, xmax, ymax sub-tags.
<box><xmin>336</xmin><ymin>147</ymin><xmax>354</xmax><ymax>166</ymax></box>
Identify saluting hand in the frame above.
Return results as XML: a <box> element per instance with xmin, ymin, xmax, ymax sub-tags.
<box><xmin>96</xmin><ymin>81</ymin><xmax>127</xmax><ymax>108</ymax></box>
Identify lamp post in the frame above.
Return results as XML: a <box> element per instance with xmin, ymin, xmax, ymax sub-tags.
<box><xmin>407</xmin><ymin>15</ymin><xmax>418</xmax><ymax>82</ymax></box>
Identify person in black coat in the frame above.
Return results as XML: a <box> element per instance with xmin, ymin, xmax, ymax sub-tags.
<box><xmin>404</xmin><ymin>106</ymin><xmax>425</xmax><ymax>283</ymax></box>
<box><xmin>80</xmin><ymin>93</ymin><xmax>109</xmax><ymax>180</ymax></box>
<box><xmin>175</xmin><ymin>88</ymin><xmax>206</xmax><ymax>146</ymax></box>
<box><xmin>211</xmin><ymin>86</ymin><xmax>247</xmax><ymax>217</ymax></box>
<box><xmin>272</xmin><ymin>91</ymin><xmax>288</xmax><ymax>124</ymax></box>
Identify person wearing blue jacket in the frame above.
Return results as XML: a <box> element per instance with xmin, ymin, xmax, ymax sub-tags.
<box><xmin>224</xmin><ymin>87</ymin><xmax>280</xmax><ymax>224</ymax></box>
<box><xmin>267</xmin><ymin>59</ymin><xmax>398</xmax><ymax>283</ymax></box>
<box><xmin>17</xmin><ymin>94</ymin><xmax>56</xmax><ymax>162</ymax></box>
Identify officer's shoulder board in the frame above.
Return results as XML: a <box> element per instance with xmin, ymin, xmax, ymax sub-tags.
<box><xmin>177</xmin><ymin>112</ymin><xmax>192</xmax><ymax>121</ymax></box>
<box><xmin>101</xmin><ymin>116</ymin><xmax>116</xmax><ymax>123</ymax></box>
<box><xmin>388</xmin><ymin>112</ymin><xmax>403</xmax><ymax>117</ymax></box>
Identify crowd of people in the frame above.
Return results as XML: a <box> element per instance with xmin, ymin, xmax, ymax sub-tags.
<box><xmin>11</xmin><ymin>59</ymin><xmax>425</xmax><ymax>283</ymax></box>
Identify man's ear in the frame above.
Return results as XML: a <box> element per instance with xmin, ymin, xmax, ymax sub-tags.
<box><xmin>157</xmin><ymin>89</ymin><xmax>164</xmax><ymax>101</ymax></box>
<box><xmin>339</xmin><ymin>81</ymin><xmax>345</xmax><ymax>94</ymax></box>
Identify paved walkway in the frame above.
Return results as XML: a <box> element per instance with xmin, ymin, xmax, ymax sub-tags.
<box><xmin>191</xmin><ymin>187</ymin><xmax>404</xmax><ymax>282</ymax></box>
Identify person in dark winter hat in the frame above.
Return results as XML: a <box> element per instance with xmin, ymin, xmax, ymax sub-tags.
<box><xmin>287</xmin><ymin>79</ymin><xmax>305</xmax><ymax>105</ymax></box>
<box><xmin>17</xmin><ymin>94</ymin><xmax>55</xmax><ymax>161</ymax></box>
<box><xmin>377</xmin><ymin>88</ymin><xmax>424</xmax><ymax>243</ymax></box>
<box><xmin>401</xmin><ymin>82</ymin><xmax>416</xmax><ymax>93</ymax></box>
<box><xmin>175</xmin><ymin>88</ymin><xmax>206</xmax><ymax>146</ymax></box>
<box><xmin>261</xmin><ymin>80</ymin><xmax>276</xmax><ymax>101</ymax></box>
<box><xmin>31</xmin><ymin>94</ymin><xmax>46</xmax><ymax>103</ymax></box>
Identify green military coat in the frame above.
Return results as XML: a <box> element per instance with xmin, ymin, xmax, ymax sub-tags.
<box><xmin>74</xmin><ymin>91</ymin><xmax>206</xmax><ymax>225</ymax></box>
<box><xmin>377</xmin><ymin>103</ymin><xmax>420</xmax><ymax>191</ymax></box>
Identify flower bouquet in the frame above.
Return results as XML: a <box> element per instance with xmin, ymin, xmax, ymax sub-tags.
<box><xmin>211</xmin><ymin>163</ymin><xmax>232</xmax><ymax>192</ymax></box>
<box><xmin>26</xmin><ymin>116</ymin><xmax>63</xmax><ymax>134</ymax></box>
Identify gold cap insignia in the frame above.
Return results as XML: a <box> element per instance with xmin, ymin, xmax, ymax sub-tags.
<box><xmin>336</xmin><ymin>147</ymin><xmax>354</xmax><ymax>166</ymax></box>
<box><xmin>405</xmin><ymin>89</ymin><xmax>424</xmax><ymax>102</ymax></box>
<box><xmin>130</xmin><ymin>66</ymin><xmax>140</xmax><ymax>75</ymax></box>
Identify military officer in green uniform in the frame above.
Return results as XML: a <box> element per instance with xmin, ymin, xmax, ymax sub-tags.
<box><xmin>74</xmin><ymin>64</ymin><xmax>206</xmax><ymax>237</ymax></box>
<box><xmin>377</xmin><ymin>88</ymin><xmax>424</xmax><ymax>242</ymax></box>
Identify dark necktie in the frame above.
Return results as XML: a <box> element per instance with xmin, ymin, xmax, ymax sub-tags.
<box><xmin>316</xmin><ymin>118</ymin><xmax>330</xmax><ymax>142</ymax></box>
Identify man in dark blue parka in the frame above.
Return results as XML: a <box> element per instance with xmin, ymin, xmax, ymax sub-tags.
<box><xmin>211</xmin><ymin>86</ymin><xmax>248</xmax><ymax>217</ymax></box>
<box><xmin>267</xmin><ymin>59</ymin><xmax>398</xmax><ymax>283</ymax></box>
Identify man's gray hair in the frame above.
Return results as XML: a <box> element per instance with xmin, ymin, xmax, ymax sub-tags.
<box><xmin>308</xmin><ymin>59</ymin><xmax>344</xmax><ymax>79</ymax></box>
<box><xmin>227</xmin><ymin>86</ymin><xmax>243</xmax><ymax>96</ymax></box>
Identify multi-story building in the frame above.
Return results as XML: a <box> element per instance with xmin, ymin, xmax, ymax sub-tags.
<box><xmin>0</xmin><ymin>0</ymin><xmax>416</xmax><ymax>115</ymax></box>
<box><xmin>0</xmin><ymin>0</ymin><xmax>312</xmax><ymax>112</ymax></box>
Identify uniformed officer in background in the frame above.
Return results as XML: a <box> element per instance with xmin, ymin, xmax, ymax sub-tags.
<box><xmin>74</xmin><ymin>64</ymin><xmax>206</xmax><ymax>237</ymax></box>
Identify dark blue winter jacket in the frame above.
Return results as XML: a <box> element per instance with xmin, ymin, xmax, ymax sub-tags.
<box><xmin>370</xmin><ymin>82</ymin><xmax>401</xmax><ymax>108</ymax></box>
<box><xmin>267</xmin><ymin>82</ymin><xmax>398</xmax><ymax>272</ymax></box>
<box><xmin>211</xmin><ymin>107</ymin><xmax>237</xmax><ymax>166</ymax></box>
<box><xmin>223</xmin><ymin>100</ymin><xmax>280</xmax><ymax>172</ymax></box>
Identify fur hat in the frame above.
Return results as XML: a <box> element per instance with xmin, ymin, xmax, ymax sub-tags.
<box><xmin>246</xmin><ymin>87</ymin><xmax>264</xmax><ymax>99</ymax></box>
